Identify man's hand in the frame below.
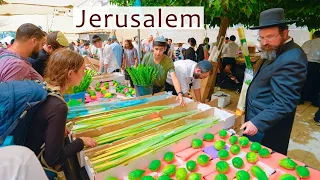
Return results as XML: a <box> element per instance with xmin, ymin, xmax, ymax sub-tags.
<box><xmin>177</xmin><ymin>94</ymin><xmax>186</xmax><ymax>106</ymax></box>
<box><xmin>241</xmin><ymin>121</ymin><xmax>258</xmax><ymax>136</ymax></box>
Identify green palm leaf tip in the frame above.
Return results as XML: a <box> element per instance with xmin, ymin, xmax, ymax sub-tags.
<box><xmin>127</xmin><ymin>65</ymin><xmax>158</xmax><ymax>86</ymax></box>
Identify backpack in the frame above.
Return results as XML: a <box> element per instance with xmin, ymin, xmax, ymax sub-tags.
<box><xmin>0</xmin><ymin>80</ymin><xmax>49</xmax><ymax>146</ymax></box>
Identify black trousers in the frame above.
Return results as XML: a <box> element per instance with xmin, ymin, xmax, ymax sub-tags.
<box><xmin>301</xmin><ymin>62</ymin><xmax>320</xmax><ymax>104</ymax></box>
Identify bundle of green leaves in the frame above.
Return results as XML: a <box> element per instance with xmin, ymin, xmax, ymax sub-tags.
<box><xmin>126</xmin><ymin>65</ymin><xmax>158</xmax><ymax>86</ymax></box>
<box><xmin>73</xmin><ymin>70</ymin><xmax>96</xmax><ymax>93</ymax></box>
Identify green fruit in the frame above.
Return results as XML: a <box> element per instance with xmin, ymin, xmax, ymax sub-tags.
<box><xmin>203</xmin><ymin>133</ymin><xmax>214</xmax><ymax>141</ymax></box>
<box><xmin>218</xmin><ymin>149</ymin><xmax>229</xmax><ymax>160</ymax></box>
<box><xmin>128</xmin><ymin>169</ymin><xmax>145</xmax><ymax>180</ymax></box>
<box><xmin>258</xmin><ymin>148</ymin><xmax>270</xmax><ymax>158</ymax></box>
<box><xmin>141</xmin><ymin>176</ymin><xmax>155</xmax><ymax>180</ymax></box>
<box><xmin>192</xmin><ymin>139</ymin><xmax>203</xmax><ymax>149</ymax></box>
<box><xmin>186</xmin><ymin>160</ymin><xmax>197</xmax><ymax>172</ymax></box>
<box><xmin>296</xmin><ymin>166</ymin><xmax>310</xmax><ymax>178</ymax></box>
<box><xmin>96</xmin><ymin>82</ymin><xmax>101</xmax><ymax>87</ymax></box>
<box><xmin>230</xmin><ymin>144</ymin><xmax>241</xmax><ymax>155</ymax></box>
<box><xmin>219</xmin><ymin>129</ymin><xmax>228</xmax><ymax>138</ymax></box>
<box><xmin>232</xmin><ymin>157</ymin><xmax>244</xmax><ymax>168</ymax></box>
<box><xmin>101</xmin><ymin>90</ymin><xmax>107</xmax><ymax>94</ymax></box>
<box><xmin>279</xmin><ymin>158</ymin><xmax>297</xmax><ymax>170</ymax></box>
<box><xmin>246</xmin><ymin>152</ymin><xmax>258</xmax><ymax>164</ymax></box>
<box><xmin>216</xmin><ymin>161</ymin><xmax>229</xmax><ymax>174</ymax></box>
<box><xmin>235</xmin><ymin>170</ymin><xmax>250</xmax><ymax>180</ymax></box>
<box><xmin>214</xmin><ymin>174</ymin><xmax>228</xmax><ymax>180</ymax></box>
<box><xmin>229</xmin><ymin>135</ymin><xmax>238</xmax><ymax>145</ymax></box>
<box><xmin>214</xmin><ymin>140</ymin><xmax>226</xmax><ymax>151</ymax></box>
<box><xmin>95</xmin><ymin>87</ymin><xmax>101</xmax><ymax>92</ymax></box>
<box><xmin>158</xmin><ymin>175</ymin><xmax>172</xmax><ymax>180</ymax></box>
<box><xmin>197</xmin><ymin>154</ymin><xmax>210</xmax><ymax>166</ymax></box>
<box><xmin>162</xmin><ymin>164</ymin><xmax>176</xmax><ymax>176</ymax></box>
<box><xmin>239</xmin><ymin>137</ymin><xmax>250</xmax><ymax>147</ymax></box>
<box><xmin>175</xmin><ymin>168</ymin><xmax>187</xmax><ymax>180</ymax></box>
<box><xmin>164</xmin><ymin>152</ymin><xmax>175</xmax><ymax>163</ymax></box>
<box><xmin>279</xmin><ymin>174</ymin><xmax>297</xmax><ymax>180</ymax></box>
<box><xmin>148</xmin><ymin>160</ymin><xmax>161</xmax><ymax>172</ymax></box>
<box><xmin>188</xmin><ymin>173</ymin><xmax>201</xmax><ymax>180</ymax></box>
<box><xmin>250</xmin><ymin>142</ymin><xmax>262</xmax><ymax>152</ymax></box>
<box><xmin>250</xmin><ymin>165</ymin><xmax>268</xmax><ymax>180</ymax></box>
<box><xmin>105</xmin><ymin>177</ymin><xmax>118</xmax><ymax>180</ymax></box>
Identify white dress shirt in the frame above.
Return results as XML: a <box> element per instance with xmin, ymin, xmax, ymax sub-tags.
<box><xmin>98</xmin><ymin>45</ymin><xmax>119</xmax><ymax>73</ymax></box>
<box><xmin>302</xmin><ymin>38</ymin><xmax>320</xmax><ymax>63</ymax></box>
<box><xmin>166</xmin><ymin>60</ymin><xmax>201</xmax><ymax>94</ymax></box>
<box><xmin>222</xmin><ymin>41</ymin><xmax>240</xmax><ymax>58</ymax></box>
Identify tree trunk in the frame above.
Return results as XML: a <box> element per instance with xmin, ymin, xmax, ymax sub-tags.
<box><xmin>217</xmin><ymin>17</ymin><xmax>230</xmax><ymax>41</ymax></box>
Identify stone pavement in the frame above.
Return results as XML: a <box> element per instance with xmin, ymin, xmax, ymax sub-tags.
<box><xmin>217</xmin><ymin>88</ymin><xmax>320</xmax><ymax>170</ymax></box>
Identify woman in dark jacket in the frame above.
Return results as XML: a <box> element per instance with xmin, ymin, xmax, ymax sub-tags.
<box><xmin>184</xmin><ymin>38</ymin><xmax>197</xmax><ymax>62</ymax></box>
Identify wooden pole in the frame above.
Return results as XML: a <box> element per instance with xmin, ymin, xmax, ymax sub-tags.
<box><xmin>200</xmin><ymin>36</ymin><xmax>225</xmax><ymax>102</ymax></box>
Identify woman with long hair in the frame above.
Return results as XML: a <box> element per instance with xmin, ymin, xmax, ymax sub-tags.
<box><xmin>25</xmin><ymin>49</ymin><xmax>97</xmax><ymax>169</ymax></box>
<box><xmin>122</xmin><ymin>39</ymin><xmax>138</xmax><ymax>86</ymax></box>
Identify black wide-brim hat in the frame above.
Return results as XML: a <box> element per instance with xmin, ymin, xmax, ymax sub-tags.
<box><xmin>249</xmin><ymin>8</ymin><xmax>297</xmax><ymax>30</ymax></box>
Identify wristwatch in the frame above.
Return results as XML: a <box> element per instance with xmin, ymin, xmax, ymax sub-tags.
<box><xmin>177</xmin><ymin>91</ymin><xmax>184</xmax><ymax>96</ymax></box>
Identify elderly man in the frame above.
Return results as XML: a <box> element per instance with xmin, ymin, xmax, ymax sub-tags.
<box><xmin>166</xmin><ymin>60</ymin><xmax>212</xmax><ymax>102</ymax></box>
<box><xmin>240</xmin><ymin>8</ymin><xmax>308</xmax><ymax>155</ymax></box>
<box><xmin>110</xmin><ymin>36</ymin><xmax>123</xmax><ymax>69</ymax></box>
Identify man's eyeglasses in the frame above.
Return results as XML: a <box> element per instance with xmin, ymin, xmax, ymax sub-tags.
<box><xmin>257</xmin><ymin>33</ymin><xmax>280</xmax><ymax>42</ymax></box>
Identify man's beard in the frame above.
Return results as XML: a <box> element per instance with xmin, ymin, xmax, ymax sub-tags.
<box><xmin>260</xmin><ymin>39</ymin><xmax>285</xmax><ymax>61</ymax></box>
<box><xmin>193</xmin><ymin>72</ymin><xmax>201</xmax><ymax>79</ymax></box>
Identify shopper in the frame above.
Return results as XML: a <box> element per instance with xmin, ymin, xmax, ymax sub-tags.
<box><xmin>79</xmin><ymin>41</ymin><xmax>93</xmax><ymax>57</ymax></box>
<box><xmin>241</xmin><ymin>8</ymin><xmax>308</xmax><ymax>155</ymax></box>
<box><xmin>110</xmin><ymin>36</ymin><xmax>123</xmax><ymax>69</ymax></box>
<box><xmin>165</xmin><ymin>60</ymin><xmax>212</xmax><ymax>102</ymax></box>
<box><xmin>28</xmin><ymin>31</ymin><xmax>69</xmax><ymax>76</ymax></box>
<box><xmin>92</xmin><ymin>35</ymin><xmax>119</xmax><ymax>74</ymax></box>
<box><xmin>122</xmin><ymin>39</ymin><xmax>138</xmax><ymax>86</ymax></box>
<box><xmin>0</xmin><ymin>23</ymin><xmax>46</xmax><ymax>82</ymax></box>
<box><xmin>25</xmin><ymin>49</ymin><xmax>97</xmax><ymax>168</ymax></box>
<box><xmin>221</xmin><ymin>35</ymin><xmax>239</xmax><ymax>74</ymax></box>
<box><xmin>184</xmin><ymin>37</ymin><xmax>197</xmax><ymax>62</ymax></box>
<box><xmin>141</xmin><ymin>36</ymin><xmax>186</xmax><ymax>106</ymax></box>
<box><xmin>196</xmin><ymin>37</ymin><xmax>210</xmax><ymax>61</ymax></box>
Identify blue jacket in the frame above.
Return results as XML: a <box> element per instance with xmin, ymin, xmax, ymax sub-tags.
<box><xmin>245</xmin><ymin>40</ymin><xmax>308</xmax><ymax>154</ymax></box>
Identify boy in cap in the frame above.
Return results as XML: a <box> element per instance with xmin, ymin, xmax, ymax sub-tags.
<box><xmin>142</xmin><ymin>36</ymin><xmax>186</xmax><ymax>106</ymax></box>
<box><xmin>28</xmin><ymin>31</ymin><xmax>69</xmax><ymax>76</ymax></box>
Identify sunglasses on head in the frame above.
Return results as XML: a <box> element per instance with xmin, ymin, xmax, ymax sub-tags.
<box><xmin>29</xmin><ymin>26</ymin><xmax>43</xmax><ymax>39</ymax></box>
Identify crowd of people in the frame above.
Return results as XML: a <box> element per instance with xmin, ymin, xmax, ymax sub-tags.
<box><xmin>0</xmin><ymin>7</ymin><xmax>319</xmax><ymax>179</ymax></box>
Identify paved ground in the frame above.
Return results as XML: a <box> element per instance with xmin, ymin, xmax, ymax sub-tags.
<box><xmin>218</xmin><ymin>88</ymin><xmax>320</xmax><ymax>170</ymax></box>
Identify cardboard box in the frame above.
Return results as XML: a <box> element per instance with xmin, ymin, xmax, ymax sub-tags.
<box><xmin>205</xmin><ymin>96</ymin><xmax>219</xmax><ymax>107</ymax></box>
<box><xmin>211</xmin><ymin>91</ymin><xmax>231</xmax><ymax>108</ymax></box>
<box><xmin>83</xmin><ymin>107</ymin><xmax>235</xmax><ymax>179</ymax></box>
<box><xmin>91</xmin><ymin>72</ymin><xmax>125</xmax><ymax>85</ymax></box>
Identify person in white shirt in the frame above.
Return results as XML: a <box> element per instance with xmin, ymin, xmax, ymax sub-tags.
<box><xmin>132</xmin><ymin>36</ymin><xmax>142</xmax><ymax>61</ymax></box>
<box><xmin>92</xmin><ymin>35</ymin><xmax>119</xmax><ymax>74</ymax></box>
<box><xmin>301</xmin><ymin>31</ymin><xmax>320</xmax><ymax>106</ymax></box>
<box><xmin>165</xmin><ymin>60</ymin><xmax>213</xmax><ymax>102</ymax></box>
<box><xmin>221</xmin><ymin>35</ymin><xmax>240</xmax><ymax>74</ymax></box>
<box><xmin>168</xmin><ymin>39</ymin><xmax>175</xmax><ymax>59</ymax></box>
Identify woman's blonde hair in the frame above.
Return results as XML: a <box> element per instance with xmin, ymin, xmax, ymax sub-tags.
<box><xmin>44</xmin><ymin>49</ymin><xmax>84</xmax><ymax>88</ymax></box>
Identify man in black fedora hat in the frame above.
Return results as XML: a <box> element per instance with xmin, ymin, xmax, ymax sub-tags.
<box><xmin>240</xmin><ymin>8</ymin><xmax>308</xmax><ymax>155</ymax></box>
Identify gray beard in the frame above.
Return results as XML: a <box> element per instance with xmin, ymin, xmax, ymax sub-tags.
<box><xmin>260</xmin><ymin>49</ymin><xmax>277</xmax><ymax>61</ymax></box>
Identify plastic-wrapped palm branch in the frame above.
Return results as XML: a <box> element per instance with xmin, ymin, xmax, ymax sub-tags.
<box><xmin>90</xmin><ymin>116</ymin><xmax>220</xmax><ymax>173</ymax></box>
<box><xmin>72</xmin><ymin>106</ymin><xmax>169</xmax><ymax>133</ymax></box>
<box><xmin>126</xmin><ymin>64</ymin><xmax>158</xmax><ymax>86</ymax></box>
<box><xmin>73</xmin><ymin>70</ymin><xmax>96</xmax><ymax>93</ymax></box>
<box><xmin>93</xmin><ymin>111</ymin><xmax>198</xmax><ymax>145</ymax></box>
<box><xmin>67</xmin><ymin>93</ymin><xmax>170</xmax><ymax>120</ymax></box>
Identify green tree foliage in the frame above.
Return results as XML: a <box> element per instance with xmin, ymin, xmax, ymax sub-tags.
<box><xmin>110</xmin><ymin>0</ymin><xmax>320</xmax><ymax>30</ymax></box>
